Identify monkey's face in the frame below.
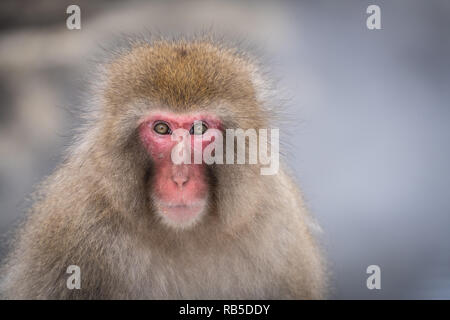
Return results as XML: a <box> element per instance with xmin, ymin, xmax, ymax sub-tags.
<box><xmin>138</xmin><ymin>110</ymin><xmax>222</xmax><ymax>229</ymax></box>
<box><xmin>103</xmin><ymin>42</ymin><xmax>267</xmax><ymax>229</ymax></box>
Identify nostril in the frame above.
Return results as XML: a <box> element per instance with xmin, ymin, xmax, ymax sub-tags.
<box><xmin>171</xmin><ymin>164</ymin><xmax>190</xmax><ymax>188</ymax></box>
<box><xmin>172</xmin><ymin>175</ymin><xmax>189</xmax><ymax>187</ymax></box>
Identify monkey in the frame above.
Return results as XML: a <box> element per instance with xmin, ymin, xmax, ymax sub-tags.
<box><xmin>0</xmin><ymin>36</ymin><xmax>327</xmax><ymax>299</ymax></box>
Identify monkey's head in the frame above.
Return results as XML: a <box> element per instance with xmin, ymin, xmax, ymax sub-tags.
<box><xmin>92</xmin><ymin>39</ymin><xmax>270</xmax><ymax>230</ymax></box>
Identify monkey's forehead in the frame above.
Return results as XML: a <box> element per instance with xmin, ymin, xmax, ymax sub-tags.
<box><xmin>104</xmin><ymin>41</ymin><xmax>261</xmax><ymax>112</ymax></box>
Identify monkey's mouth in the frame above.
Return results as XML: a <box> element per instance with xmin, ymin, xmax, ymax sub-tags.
<box><xmin>155</xmin><ymin>199</ymin><xmax>207</xmax><ymax>227</ymax></box>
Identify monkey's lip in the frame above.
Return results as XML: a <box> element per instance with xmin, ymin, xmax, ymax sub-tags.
<box><xmin>156</xmin><ymin>200</ymin><xmax>206</xmax><ymax>222</ymax></box>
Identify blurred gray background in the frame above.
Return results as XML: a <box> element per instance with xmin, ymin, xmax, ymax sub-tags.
<box><xmin>0</xmin><ymin>0</ymin><xmax>449</xmax><ymax>299</ymax></box>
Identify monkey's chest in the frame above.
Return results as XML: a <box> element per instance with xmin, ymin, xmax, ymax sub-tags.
<box><xmin>121</xmin><ymin>244</ymin><xmax>278</xmax><ymax>299</ymax></box>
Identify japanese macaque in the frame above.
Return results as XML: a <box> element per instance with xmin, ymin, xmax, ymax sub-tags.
<box><xmin>0</xmin><ymin>37</ymin><xmax>327</xmax><ymax>299</ymax></box>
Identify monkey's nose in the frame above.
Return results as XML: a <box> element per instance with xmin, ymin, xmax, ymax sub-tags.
<box><xmin>172</xmin><ymin>174</ymin><xmax>189</xmax><ymax>188</ymax></box>
<box><xmin>171</xmin><ymin>165</ymin><xmax>190</xmax><ymax>188</ymax></box>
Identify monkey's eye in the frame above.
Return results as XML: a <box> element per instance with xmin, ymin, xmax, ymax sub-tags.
<box><xmin>190</xmin><ymin>121</ymin><xmax>208</xmax><ymax>135</ymax></box>
<box><xmin>153</xmin><ymin>122</ymin><xmax>171</xmax><ymax>135</ymax></box>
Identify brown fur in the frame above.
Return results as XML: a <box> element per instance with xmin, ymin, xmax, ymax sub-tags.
<box><xmin>0</xmin><ymin>37</ymin><xmax>327</xmax><ymax>299</ymax></box>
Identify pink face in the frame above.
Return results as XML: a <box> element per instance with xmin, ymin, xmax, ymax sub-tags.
<box><xmin>139</xmin><ymin>111</ymin><xmax>222</xmax><ymax>228</ymax></box>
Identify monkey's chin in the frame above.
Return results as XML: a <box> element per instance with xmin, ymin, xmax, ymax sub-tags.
<box><xmin>154</xmin><ymin>199</ymin><xmax>207</xmax><ymax>229</ymax></box>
